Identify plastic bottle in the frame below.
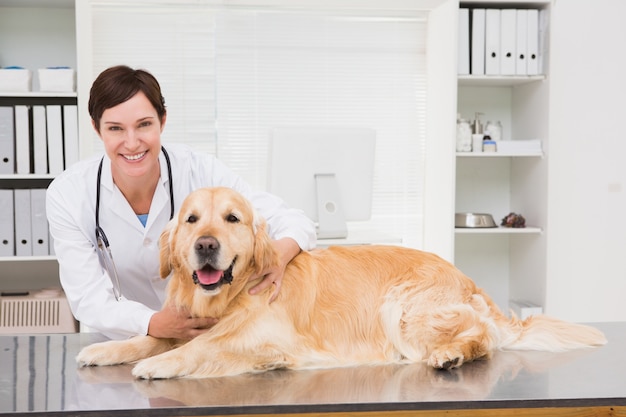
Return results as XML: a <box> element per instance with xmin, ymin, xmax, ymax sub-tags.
<box><xmin>483</xmin><ymin>130</ymin><xmax>497</xmax><ymax>152</ymax></box>
<box><xmin>456</xmin><ymin>116</ymin><xmax>472</xmax><ymax>152</ymax></box>
<box><xmin>485</xmin><ymin>120</ymin><xmax>502</xmax><ymax>141</ymax></box>
<box><xmin>471</xmin><ymin>112</ymin><xmax>484</xmax><ymax>153</ymax></box>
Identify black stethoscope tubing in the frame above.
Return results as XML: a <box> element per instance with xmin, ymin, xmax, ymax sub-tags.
<box><xmin>95</xmin><ymin>146</ymin><xmax>174</xmax><ymax>247</ymax></box>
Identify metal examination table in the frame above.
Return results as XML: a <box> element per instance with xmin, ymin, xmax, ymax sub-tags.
<box><xmin>1</xmin><ymin>322</ymin><xmax>625</xmax><ymax>417</ymax></box>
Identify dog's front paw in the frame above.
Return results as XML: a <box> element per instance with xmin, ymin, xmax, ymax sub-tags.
<box><xmin>76</xmin><ymin>341</ymin><xmax>128</xmax><ymax>367</ymax></box>
<box><xmin>428</xmin><ymin>347</ymin><xmax>464</xmax><ymax>370</ymax></box>
<box><xmin>132</xmin><ymin>355</ymin><xmax>187</xmax><ymax>380</ymax></box>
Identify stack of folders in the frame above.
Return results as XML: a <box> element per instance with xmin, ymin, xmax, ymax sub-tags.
<box><xmin>0</xmin><ymin>104</ymin><xmax>79</xmax><ymax>176</ymax></box>
<box><xmin>458</xmin><ymin>8</ymin><xmax>548</xmax><ymax>76</ymax></box>
<box><xmin>0</xmin><ymin>188</ymin><xmax>53</xmax><ymax>257</ymax></box>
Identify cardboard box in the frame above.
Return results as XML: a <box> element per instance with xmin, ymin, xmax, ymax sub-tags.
<box><xmin>38</xmin><ymin>67</ymin><xmax>75</xmax><ymax>92</ymax></box>
<box><xmin>0</xmin><ymin>68</ymin><xmax>32</xmax><ymax>92</ymax></box>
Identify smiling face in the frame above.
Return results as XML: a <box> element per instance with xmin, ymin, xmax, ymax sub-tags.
<box><xmin>95</xmin><ymin>91</ymin><xmax>165</xmax><ymax>184</ymax></box>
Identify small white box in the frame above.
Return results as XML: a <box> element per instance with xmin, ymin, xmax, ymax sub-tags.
<box><xmin>38</xmin><ymin>68</ymin><xmax>76</xmax><ymax>92</ymax></box>
<box><xmin>510</xmin><ymin>299</ymin><xmax>543</xmax><ymax>320</ymax></box>
<box><xmin>497</xmin><ymin>139</ymin><xmax>542</xmax><ymax>153</ymax></box>
<box><xmin>0</xmin><ymin>68</ymin><xmax>32</xmax><ymax>92</ymax></box>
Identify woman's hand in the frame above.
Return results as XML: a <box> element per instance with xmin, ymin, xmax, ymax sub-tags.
<box><xmin>148</xmin><ymin>304</ymin><xmax>218</xmax><ymax>340</ymax></box>
<box><xmin>248</xmin><ymin>237</ymin><xmax>301</xmax><ymax>302</ymax></box>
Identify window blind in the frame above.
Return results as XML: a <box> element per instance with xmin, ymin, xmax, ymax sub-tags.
<box><xmin>90</xmin><ymin>4</ymin><xmax>217</xmax><ymax>155</ymax></box>
<box><xmin>88</xmin><ymin>1</ymin><xmax>428</xmax><ymax>248</ymax></box>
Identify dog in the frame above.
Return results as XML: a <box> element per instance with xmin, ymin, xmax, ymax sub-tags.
<box><xmin>76</xmin><ymin>187</ymin><xmax>607</xmax><ymax>379</ymax></box>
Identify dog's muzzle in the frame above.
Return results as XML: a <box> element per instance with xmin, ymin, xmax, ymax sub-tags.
<box><xmin>192</xmin><ymin>257</ymin><xmax>236</xmax><ymax>291</ymax></box>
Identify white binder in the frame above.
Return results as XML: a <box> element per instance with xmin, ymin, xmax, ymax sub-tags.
<box><xmin>32</xmin><ymin>105</ymin><xmax>48</xmax><ymax>175</ymax></box>
<box><xmin>458</xmin><ymin>8</ymin><xmax>470</xmax><ymax>75</ymax></box>
<box><xmin>516</xmin><ymin>9</ymin><xmax>528</xmax><ymax>75</ymax></box>
<box><xmin>30</xmin><ymin>188</ymin><xmax>49</xmax><ymax>256</ymax></box>
<box><xmin>15</xmin><ymin>105</ymin><xmax>30</xmax><ymax>175</ymax></box>
<box><xmin>527</xmin><ymin>9</ymin><xmax>539</xmax><ymax>75</ymax></box>
<box><xmin>63</xmin><ymin>105</ymin><xmax>79</xmax><ymax>168</ymax></box>
<box><xmin>0</xmin><ymin>106</ymin><xmax>14</xmax><ymax>175</ymax></box>
<box><xmin>0</xmin><ymin>189</ymin><xmax>14</xmax><ymax>256</ymax></box>
<box><xmin>500</xmin><ymin>9</ymin><xmax>517</xmax><ymax>75</ymax></box>
<box><xmin>538</xmin><ymin>8</ymin><xmax>548</xmax><ymax>75</ymax></box>
<box><xmin>471</xmin><ymin>9</ymin><xmax>486</xmax><ymax>75</ymax></box>
<box><xmin>485</xmin><ymin>9</ymin><xmax>501</xmax><ymax>75</ymax></box>
<box><xmin>46</xmin><ymin>105</ymin><xmax>64</xmax><ymax>174</ymax></box>
<box><xmin>14</xmin><ymin>189</ymin><xmax>33</xmax><ymax>256</ymax></box>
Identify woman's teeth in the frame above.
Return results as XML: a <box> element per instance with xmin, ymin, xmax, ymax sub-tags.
<box><xmin>124</xmin><ymin>151</ymin><xmax>146</xmax><ymax>161</ymax></box>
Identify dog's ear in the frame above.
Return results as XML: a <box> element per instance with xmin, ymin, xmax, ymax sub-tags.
<box><xmin>159</xmin><ymin>218</ymin><xmax>177</xmax><ymax>279</ymax></box>
<box><xmin>252</xmin><ymin>213</ymin><xmax>279</xmax><ymax>275</ymax></box>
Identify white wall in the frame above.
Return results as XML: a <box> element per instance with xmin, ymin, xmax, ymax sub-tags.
<box><xmin>547</xmin><ymin>0</ymin><xmax>626</xmax><ymax>322</ymax></box>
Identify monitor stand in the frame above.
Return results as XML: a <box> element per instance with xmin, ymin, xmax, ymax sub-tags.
<box><xmin>314</xmin><ymin>173</ymin><xmax>348</xmax><ymax>239</ymax></box>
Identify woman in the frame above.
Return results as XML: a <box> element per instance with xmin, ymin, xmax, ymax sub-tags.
<box><xmin>46</xmin><ymin>65</ymin><xmax>316</xmax><ymax>340</ymax></box>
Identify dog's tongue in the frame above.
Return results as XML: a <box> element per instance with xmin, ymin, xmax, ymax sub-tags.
<box><xmin>195</xmin><ymin>268</ymin><xmax>223</xmax><ymax>285</ymax></box>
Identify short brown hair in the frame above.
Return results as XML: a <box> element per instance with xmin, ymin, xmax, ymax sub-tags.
<box><xmin>88</xmin><ymin>65</ymin><xmax>167</xmax><ymax>132</ymax></box>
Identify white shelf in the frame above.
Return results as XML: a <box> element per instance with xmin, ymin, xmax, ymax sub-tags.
<box><xmin>456</xmin><ymin>150</ymin><xmax>543</xmax><ymax>157</ymax></box>
<box><xmin>460</xmin><ymin>0</ymin><xmax>550</xmax><ymax>4</ymax></box>
<box><xmin>458</xmin><ymin>75</ymin><xmax>545</xmax><ymax>87</ymax></box>
<box><xmin>0</xmin><ymin>91</ymin><xmax>76</xmax><ymax>98</ymax></box>
<box><xmin>0</xmin><ymin>256</ymin><xmax>56</xmax><ymax>262</ymax></box>
<box><xmin>455</xmin><ymin>226</ymin><xmax>542</xmax><ymax>234</ymax></box>
<box><xmin>0</xmin><ymin>174</ymin><xmax>55</xmax><ymax>180</ymax></box>
<box><xmin>0</xmin><ymin>0</ymin><xmax>73</xmax><ymax>7</ymax></box>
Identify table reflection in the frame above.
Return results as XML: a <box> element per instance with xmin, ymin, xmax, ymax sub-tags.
<box><xmin>1</xmin><ymin>322</ymin><xmax>623</xmax><ymax>415</ymax></box>
<box><xmin>73</xmin><ymin>348</ymin><xmax>592</xmax><ymax>409</ymax></box>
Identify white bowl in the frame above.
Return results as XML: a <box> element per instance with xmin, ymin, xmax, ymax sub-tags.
<box><xmin>455</xmin><ymin>213</ymin><xmax>497</xmax><ymax>228</ymax></box>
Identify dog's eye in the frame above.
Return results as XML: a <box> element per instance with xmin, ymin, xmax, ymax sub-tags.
<box><xmin>186</xmin><ymin>214</ymin><xmax>198</xmax><ymax>223</ymax></box>
<box><xmin>226</xmin><ymin>213</ymin><xmax>240</xmax><ymax>223</ymax></box>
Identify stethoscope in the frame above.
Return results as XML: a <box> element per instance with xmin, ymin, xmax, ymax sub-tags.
<box><xmin>95</xmin><ymin>146</ymin><xmax>174</xmax><ymax>301</ymax></box>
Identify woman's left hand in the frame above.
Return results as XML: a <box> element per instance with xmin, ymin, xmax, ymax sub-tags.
<box><xmin>248</xmin><ymin>237</ymin><xmax>301</xmax><ymax>302</ymax></box>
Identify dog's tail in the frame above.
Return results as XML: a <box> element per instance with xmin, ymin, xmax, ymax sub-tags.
<box><xmin>499</xmin><ymin>314</ymin><xmax>607</xmax><ymax>352</ymax></box>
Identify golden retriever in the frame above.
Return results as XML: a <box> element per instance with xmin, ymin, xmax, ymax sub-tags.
<box><xmin>76</xmin><ymin>187</ymin><xmax>607</xmax><ymax>379</ymax></box>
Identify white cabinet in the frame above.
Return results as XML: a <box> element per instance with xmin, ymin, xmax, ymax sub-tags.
<box><xmin>454</xmin><ymin>1</ymin><xmax>550</xmax><ymax>311</ymax></box>
<box><xmin>0</xmin><ymin>0</ymin><xmax>77</xmax><ymax>291</ymax></box>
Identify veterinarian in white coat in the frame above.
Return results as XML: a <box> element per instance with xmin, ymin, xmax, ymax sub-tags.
<box><xmin>46</xmin><ymin>65</ymin><xmax>316</xmax><ymax>340</ymax></box>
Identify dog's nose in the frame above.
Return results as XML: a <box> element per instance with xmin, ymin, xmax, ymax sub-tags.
<box><xmin>195</xmin><ymin>236</ymin><xmax>220</xmax><ymax>257</ymax></box>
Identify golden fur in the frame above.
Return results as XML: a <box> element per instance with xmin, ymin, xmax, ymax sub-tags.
<box><xmin>76</xmin><ymin>187</ymin><xmax>607</xmax><ymax>379</ymax></box>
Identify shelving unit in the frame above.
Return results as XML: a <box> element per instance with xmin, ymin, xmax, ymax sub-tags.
<box><xmin>0</xmin><ymin>0</ymin><xmax>77</xmax><ymax>291</ymax></box>
<box><xmin>455</xmin><ymin>0</ymin><xmax>550</xmax><ymax>312</ymax></box>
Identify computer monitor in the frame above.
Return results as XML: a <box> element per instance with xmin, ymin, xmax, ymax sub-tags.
<box><xmin>267</xmin><ymin>127</ymin><xmax>376</xmax><ymax>239</ymax></box>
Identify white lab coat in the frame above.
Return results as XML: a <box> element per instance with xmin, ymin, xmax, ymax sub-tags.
<box><xmin>46</xmin><ymin>143</ymin><xmax>316</xmax><ymax>339</ymax></box>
